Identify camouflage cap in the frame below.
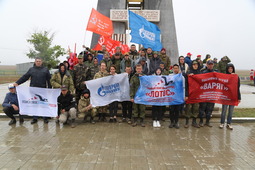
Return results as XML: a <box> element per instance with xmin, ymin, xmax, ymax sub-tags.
<box><xmin>78</xmin><ymin>54</ymin><xmax>83</xmax><ymax>59</ymax></box>
<box><xmin>61</xmin><ymin>85</ymin><xmax>68</xmax><ymax>90</ymax></box>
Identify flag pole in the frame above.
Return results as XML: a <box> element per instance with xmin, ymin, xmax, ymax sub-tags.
<box><xmin>127</xmin><ymin>8</ymin><xmax>130</xmax><ymax>46</ymax></box>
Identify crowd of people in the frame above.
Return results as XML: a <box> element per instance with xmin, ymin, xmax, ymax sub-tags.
<box><xmin>2</xmin><ymin>45</ymin><xmax>240</xmax><ymax>130</ymax></box>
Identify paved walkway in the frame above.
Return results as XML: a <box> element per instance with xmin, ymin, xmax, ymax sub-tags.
<box><xmin>0</xmin><ymin>119</ymin><xmax>254</xmax><ymax>169</ymax></box>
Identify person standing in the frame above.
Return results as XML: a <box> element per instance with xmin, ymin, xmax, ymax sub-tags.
<box><xmin>184</xmin><ymin>60</ymin><xmax>201</xmax><ymax>128</ymax></box>
<box><xmin>120</xmin><ymin>66</ymin><xmax>133</xmax><ymax>124</ymax></box>
<box><xmin>159</xmin><ymin>48</ymin><xmax>171</xmax><ymax>71</ymax></box>
<box><xmin>169</xmin><ymin>64</ymin><xmax>184</xmax><ymax>129</ymax></box>
<box><xmin>90</xmin><ymin>57</ymin><xmax>100</xmax><ymax>78</ymax></box>
<box><xmin>120</xmin><ymin>53</ymin><xmax>135</xmax><ymax>73</ymax></box>
<box><xmin>94</xmin><ymin>62</ymin><xmax>110</xmax><ymax>121</ymax></box>
<box><xmin>111</xmin><ymin>53</ymin><xmax>122</xmax><ymax>74</ymax></box>
<box><xmin>146</xmin><ymin>47</ymin><xmax>153</xmax><ymax>60</ymax></box>
<box><xmin>185</xmin><ymin>52</ymin><xmax>192</xmax><ymax>67</ymax></box>
<box><xmin>130</xmin><ymin>64</ymin><xmax>146</xmax><ymax>127</ymax></box>
<box><xmin>14</xmin><ymin>57</ymin><xmax>51</xmax><ymax>124</ymax></box>
<box><xmin>219</xmin><ymin>63</ymin><xmax>241</xmax><ymax>130</ymax></box>
<box><xmin>218</xmin><ymin>56</ymin><xmax>231</xmax><ymax>73</ymax></box>
<box><xmin>84</xmin><ymin>54</ymin><xmax>94</xmax><ymax>68</ymax></box>
<box><xmin>129</xmin><ymin>44</ymin><xmax>139</xmax><ymax>61</ymax></box>
<box><xmin>2</xmin><ymin>84</ymin><xmax>23</xmax><ymax>125</ymax></box>
<box><xmin>57</xmin><ymin>85</ymin><xmax>77</xmax><ymax>128</ymax></box>
<box><xmin>73</xmin><ymin>54</ymin><xmax>91</xmax><ymax>103</ymax></box>
<box><xmin>199</xmin><ymin>60</ymin><xmax>217</xmax><ymax>127</ymax></box>
<box><xmin>149</xmin><ymin>51</ymin><xmax>162</xmax><ymax>75</ymax></box>
<box><xmin>152</xmin><ymin>68</ymin><xmax>164</xmax><ymax>127</ymax></box>
<box><xmin>100</xmin><ymin>53</ymin><xmax>113</xmax><ymax>72</ymax></box>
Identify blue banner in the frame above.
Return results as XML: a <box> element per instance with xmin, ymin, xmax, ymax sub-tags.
<box><xmin>128</xmin><ymin>10</ymin><xmax>162</xmax><ymax>51</ymax></box>
<box><xmin>134</xmin><ymin>74</ymin><xmax>185</xmax><ymax>106</ymax></box>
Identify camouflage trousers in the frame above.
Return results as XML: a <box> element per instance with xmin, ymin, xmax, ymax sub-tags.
<box><xmin>184</xmin><ymin>103</ymin><xmax>199</xmax><ymax>119</ymax></box>
<box><xmin>132</xmin><ymin>104</ymin><xmax>145</xmax><ymax>119</ymax></box>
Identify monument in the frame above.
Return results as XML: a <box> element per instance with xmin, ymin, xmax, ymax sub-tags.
<box><xmin>91</xmin><ymin>0</ymin><xmax>179</xmax><ymax>63</ymax></box>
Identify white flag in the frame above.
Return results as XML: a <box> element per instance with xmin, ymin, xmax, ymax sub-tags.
<box><xmin>86</xmin><ymin>73</ymin><xmax>130</xmax><ymax>107</ymax></box>
<box><xmin>16</xmin><ymin>86</ymin><xmax>61</xmax><ymax>117</ymax></box>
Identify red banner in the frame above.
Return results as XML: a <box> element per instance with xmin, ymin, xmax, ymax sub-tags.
<box><xmin>186</xmin><ymin>72</ymin><xmax>239</xmax><ymax>106</ymax></box>
<box><xmin>93</xmin><ymin>36</ymin><xmax>130</xmax><ymax>56</ymax></box>
<box><xmin>86</xmin><ymin>8</ymin><xmax>113</xmax><ymax>37</ymax></box>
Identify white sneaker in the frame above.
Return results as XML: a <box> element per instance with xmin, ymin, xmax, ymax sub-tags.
<box><xmin>219</xmin><ymin>124</ymin><xmax>224</xmax><ymax>129</ymax></box>
<box><xmin>227</xmin><ymin>124</ymin><xmax>233</xmax><ymax>130</ymax></box>
<box><xmin>156</xmin><ymin>121</ymin><xmax>161</xmax><ymax>127</ymax></box>
<box><xmin>153</xmin><ymin>120</ymin><xmax>157</xmax><ymax>127</ymax></box>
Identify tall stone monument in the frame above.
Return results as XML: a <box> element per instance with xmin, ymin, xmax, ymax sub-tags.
<box><xmin>91</xmin><ymin>0</ymin><xmax>179</xmax><ymax>63</ymax></box>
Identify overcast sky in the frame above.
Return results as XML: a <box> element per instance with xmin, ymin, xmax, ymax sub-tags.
<box><xmin>0</xmin><ymin>0</ymin><xmax>255</xmax><ymax>70</ymax></box>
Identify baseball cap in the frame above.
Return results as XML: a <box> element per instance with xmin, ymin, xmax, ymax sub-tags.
<box><xmin>61</xmin><ymin>85</ymin><xmax>68</xmax><ymax>91</ymax></box>
<box><xmin>207</xmin><ymin>60</ymin><xmax>214</xmax><ymax>65</ymax></box>
<box><xmin>8</xmin><ymin>84</ymin><xmax>15</xmax><ymax>89</ymax></box>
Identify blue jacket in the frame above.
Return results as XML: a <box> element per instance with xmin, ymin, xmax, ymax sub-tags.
<box><xmin>2</xmin><ymin>92</ymin><xmax>19</xmax><ymax>108</ymax></box>
<box><xmin>185</xmin><ymin>56</ymin><xmax>192</xmax><ymax>67</ymax></box>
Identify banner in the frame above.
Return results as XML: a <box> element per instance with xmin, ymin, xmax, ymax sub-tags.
<box><xmin>134</xmin><ymin>74</ymin><xmax>185</xmax><ymax>106</ymax></box>
<box><xmin>93</xmin><ymin>36</ymin><xmax>130</xmax><ymax>56</ymax></box>
<box><xmin>86</xmin><ymin>8</ymin><xmax>113</xmax><ymax>37</ymax></box>
<box><xmin>86</xmin><ymin>73</ymin><xmax>130</xmax><ymax>107</ymax></box>
<box><xmin>129</xmin><ymin>10</ymin><xmax>162</xmax><ymax>51</ymax></box>
<box><xmin>186</xmin><ymin>72</ymin><xmax>239</xmax><ymax>106</ymax></box>
<box><xmin>16</xmin><ymin>86</ymin><xmax>61</xmax><ymax>117</ymax></box>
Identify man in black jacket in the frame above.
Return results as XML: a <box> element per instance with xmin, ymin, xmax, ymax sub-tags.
<box><xmin>14</xmin><ymin>57</ymin><xmax>51</xmax><ymax>124</ymax></box>
<box><xmin>57</xmin><ymin>85</ymin><xmax>77</xmax><ymax>128</ymax></box>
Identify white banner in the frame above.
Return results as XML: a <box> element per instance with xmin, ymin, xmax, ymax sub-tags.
<box><xmin>16</xmin><ymin>86</ymin><xmax>61</xmax><ymax>117</ymax></box>
<box><xmin>86</xmin><ymin>73</ymin><xmax>130</xmax><ymax>107</ymax></box>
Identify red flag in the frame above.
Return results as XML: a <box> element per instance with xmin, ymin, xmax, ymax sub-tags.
<box><xmin>93</xmin><ymin>36</ymin><xmax>130</xmax><ymax>56</ymax></box>
<box><xmin>86</xmin><ymin>8</ymin><xmax>113</xmax><ymax>37</ymax></box>
<box><xmin>186</xmin><ymin>72</ymin><xmax>239</xmax><ymax>106</ymax></box>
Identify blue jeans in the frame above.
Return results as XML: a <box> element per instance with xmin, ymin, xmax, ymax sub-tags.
<box><xmin>221</xmin><ymin>105</ymin><xmax>234</xmax><ymax>124</ymax></box>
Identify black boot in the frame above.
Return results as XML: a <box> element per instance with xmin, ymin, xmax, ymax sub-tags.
<box><xmin>140</xmin><ymin>118</ymin><xmax>145</xmax><ymax>127</ymax></box>
<box><xmin>132</xmin><ymin>117</ymin><xmax>137</xmax><ymax>127</ymax></box>
<box><xmin>31</xmin><ymin>119</ymin><xmax>38</xmax><ymax>124</ymax></box>
<box><xmin>192</xmin><ymin>118</ymin><xmax>200</xmax><ymax>128</ymax></box>
<box><xmin>98</xmin><ymin>113</ymin><xmax>102</xmax><ymax>121</ymax></box>
<box><xmin>184</xmin><ymin>118</ymin><xmax>189</xmax><ymax>128</ymax></box>
<box><xmin>205</xmin><ymin>118</ymin><xmax>212</xmax><ymax>127</ymax></box>
<box><xmin>19</xmin><ymin>115</ymin><xmax>24</xmax><ymax>123</ymax></box>
<box><xmin>199</xmin><ymin>118</ymin><xmax>203</xmax><ymax>127</ymax></box>
<box><xmin>9</xmin><ymin>119</ymin><xmax>16</xmax><ymax>125</ymax></box>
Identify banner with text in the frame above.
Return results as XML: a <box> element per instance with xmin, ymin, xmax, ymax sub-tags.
<box><xmin>16</xmin><ymin>86</ymin><xmax>61</xmax><ymax>117</ymax></box>
<box><xmin>86</xmin><ymin>73</ymin><xmax>130</xmax><ymax>107</ymax></box>
<box><xmin>134</xmin><ymin>74</ymin><xmax>185</xmax><ymax>106</ymax></box>
<box><xmin>186</xmin><ymin>72</ymin><xmax>239</xmax><ymax>106</ymax></box>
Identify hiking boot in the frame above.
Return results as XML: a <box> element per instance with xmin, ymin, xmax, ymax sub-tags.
<box><xmin>219</xmin><ymin>124</ymin><xmax>224</xmax><ymax>129</ymax></box>
<box><xmin>9</xmin><ymin>119</ymin><xmax>16</xmax><ymax>125</ymax></box>
<box><xmin>175</xmin><ymin>123</ymin><xmax>180</xmax><ymax>129</ymax></box>
<box><xmin>127</xmin><ymin>119</ymin><xmax>132</xmax><ymax>124</ymax></box>
<box><xmin>132</xmin><ymin>118</ymin><xmax>137</xmax><ymax>127</ymax></box>
<box><xmin>169</xmin><ymin>122</ymin><xmax>174</xmax><ymax>128</ymax></box>
<box><xmin>44</xmin><ymin>119</ymin><xmax>49</xmax><ymax>124</ymax></box>
<box><xmin>192</xmin><ymin>122</ymin><xmax>200</xmax><ymax>128</ymax></box>
<box><xmin>19</xmin><ymin>115</ymin><xmax>24</xmax><ymax>123</ymax></box>
<box><xmin>226</xmin><ymin>124</ymin><xmax>233</xmax><ymax>130</ymax></box>
<box><xmin>31</xmin><ymin>119</ymin><xmax>38</xmax><ymax>124</ymax></box>
<box><xmin>205</xmin><ymin>122</ymin><xmax>213</xmax><ymax>127</ymax></box>
<box><xmin>120</xmin><ymin>118</ymin><xmax>126</xmax><ymax>123</ymax></box>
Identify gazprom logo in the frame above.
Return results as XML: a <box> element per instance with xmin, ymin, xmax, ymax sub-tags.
<box><xmin>139</xmin><ymin>25</ymin><xmax>155</xmax><ymax>41</ymax></box>
<box><xmin>98</xmin><ymin>83</ymin><xmax>120</xmax><ymax>97</ymax></box>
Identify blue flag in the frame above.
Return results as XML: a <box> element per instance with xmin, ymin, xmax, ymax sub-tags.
<box><xmin>134</xmin><ymin>74</ymin><xmax>185</xmax><ymax>106</ymax></box>
<box><xmin>128</xmin><ymin>10</ymin><xmax>162</xmax><ymax>51</ymax></box>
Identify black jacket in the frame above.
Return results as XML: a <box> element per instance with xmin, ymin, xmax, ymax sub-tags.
<box><xmin>16</xmin><ymin>65</ymin><xmax>51</xmax><ymax>88</ymax></box>
<box><xmin>57</xmin><ymin>92</ymin><xmax>75</xmax><ymax>111</ymax></box>
<box><xmin>226</xmin><ymin>64</ymin><xmax>241</xmax><ymax>100</ymax></box>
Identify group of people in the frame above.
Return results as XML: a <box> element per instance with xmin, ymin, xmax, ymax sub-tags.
<box><xmin>2</xmin><ymin>45</ymin><xmax>240</xmax><ymax>130</ymax></box>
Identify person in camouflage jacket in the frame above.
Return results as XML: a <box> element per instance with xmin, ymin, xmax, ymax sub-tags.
<box><xmin>78</xmin><ymin>89</ymin><xmax>97</xmax><ymax>124</ymax></box>
<box><xmin>130</xmin><ymin>64</ymin><xmax>146</xmax><ymax>127</ymax></box>
<box><xmin>90</xmin><ymin>58</ymin><xmax>100</xmax><ymax>78</ymax></box>
<box><xmin>100</xmin><ymin>53</ymin><xmax>113</xmax><ymax>72</ymax></box>
<box><xmin>84</xmin><ymin>54</ymin><xmax>94</xmax><ymax>68</ymax></box>
<box><xmin>218</xmin><ymin>56</ymin><xmax>231</xmax><ymax>73</ymax></box>
<box><xmin>94</xmin><ymin>62</ymin><xmax>110</xmax><ymax>121</ymax></box>
<box><xmin>159</xmin><ymin>48</ymin><xmax>171</xmax><ymax>71</ymax></box>
<box><xmin>73</xmin><ymin>55</ymin><xmax>91</xmax><ymax>102</ymax></box>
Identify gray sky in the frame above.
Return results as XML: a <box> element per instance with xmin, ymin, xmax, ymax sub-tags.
<box><xmin>0</xmin><ymin>0</ymin><xmax>255</xmax><ymax>70</ymax></box>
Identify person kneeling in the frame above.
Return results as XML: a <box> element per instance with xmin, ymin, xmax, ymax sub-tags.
<box><xmin>2</xmin><ymin>84</ymin><xmax>24</xmax><ymax>125</ymax></box>
<box><xmin>78</xmin><ymin>89</ymin><xmax>97</xmax><ymax>124</ymax></box>
<box><xmin>57</xmin><ymin>85</ymin><xmax>77</xmax><ymax>128</ymax></box>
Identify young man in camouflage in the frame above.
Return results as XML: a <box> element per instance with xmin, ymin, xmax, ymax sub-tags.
<box><xmin>94</xmin><ymin>62</ymin><xmax>110</xmax><ymax>121</ymax></box>
<box><xmin>120</xmin><ymin>52</ymin><xmax>135</xmax><ymax>73</ymax></box>
<box><xmin>78</xmin><ymin>89</ymin><xmax>97</xmax><ymax>124</ymax></box>
<box><xmin>111</xmin><ymin>53</ymin><xmax>122</xmax><ymax>74</ymax></box>
<box><xmin>129</xmin><ymin>44</ymin><xmax>139</xmax><ymax>61</ymax></box>
<box><xmin>73</xmin><ymin>55</ymin><xmax>91</xmax><ymax>103</ymax></box>
<box><xmin>159</xmin><ymin>48</ymin><xmax>171</xmax><ymax>71</ymax></box>
<box><xmin>100</xmin><ymin>53</ymin><xmax>112</xmax><ymax>72</ymax></box>
<box><xmin>218</xmin><ymin>56</ymin><xmax>231</xmax><ymax>73</ymax></box>
<box><xmin>84</xmin><ymin>54</ymin><xmax>94</xmax><ymax>68</ymax></box>
<box><xmin>90</xmin><ymin>57</ymin><xmax>100</xmax><ymax>78</ymax></box>
<box><xmin>130</xmin><ymin>64</ymin><xmax>146</xmax><ymax>127</ymax></box>
<box><xmin>146</xmin><ymin>47</ymin><xmax>153</xmax><ymax>60</ymax></box>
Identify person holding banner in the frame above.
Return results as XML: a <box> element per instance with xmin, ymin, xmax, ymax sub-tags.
<box><xmin>120</xmin><ymin>66</ymin><xmax>133</xmax><ymax>124</ymax></box>
<box><xmin>14</xmin><ymin>57</ymin><xmax>51</xmax><ymax>124</ymax></box>
<box><xmin>184</xmin><ymin>60</ymin><xmax>201</xmax><ymax>128</ymax></box>
<box><xmin>94</xmin><ymin>62</ymin><xmax>110</xmax><ymax>121</ymax></box>
<box><xmin>152</xmin><ymin>68</ymin><xmax>164</xmax><ymax>127</ymax></box>
<box><xmin>130</xmin><ymin>64</ymin><xmax>146</xmax><ymax>127</ymax></box>
<box><xmin>57</xmin><ymin>85</ymin><xmax>77</xmax><ymax>128</ymax></box>
<box><xmin>2</xmin><ymin>84</ymin><xmax>23</xmax><ymax>125</ymax></box>
<box><xmin>198</xmin><ymin>60</ymin><xmax>217</xmax><ymax>127</ymax></box>
<box><xmin>169</xmin><ymin>64</ymin><xmax>184</xmax><ymax>129</ymax></box>
<box><xmin>219</xmin><ymin>63</ymin><xmax>241</xmax><ymax>130</ymax></box>
<box><xmin>108</xmin><ymin>65</ymin><xmax>119</xmax><ymax>123</ymax></box>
